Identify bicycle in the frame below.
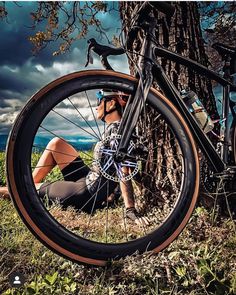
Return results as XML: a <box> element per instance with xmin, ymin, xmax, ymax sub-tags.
<box><xmin>6</xmin><ymin>2</ymin><xmax>236</xmax><ymax>266</ymax></box>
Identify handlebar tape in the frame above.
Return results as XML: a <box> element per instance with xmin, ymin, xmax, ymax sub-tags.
<box><xmin>85</xmin><ymin>38</ymin><xmax>125</xmax><ymax>70</ymax></box>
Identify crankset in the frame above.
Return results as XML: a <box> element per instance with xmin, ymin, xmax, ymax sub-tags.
<box><xmin>200</xmin><ymin>158</ymin><xmax>236</xmax><ymax>194</ymax></box>
<box><xmin>200</xmin><ymin>158</ymin><xmax>218</xmax><ymax>194</ymax></box>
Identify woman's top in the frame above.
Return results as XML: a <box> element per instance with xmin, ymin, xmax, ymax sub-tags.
<box><xmin>85</xmin><ymin>121</ymin><xmax>120</xmax><ymax>194</ymax></box>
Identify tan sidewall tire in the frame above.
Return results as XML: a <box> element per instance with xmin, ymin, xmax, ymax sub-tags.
<box><xmin>6</xmin><ymin>70</ymin><xmax>199</xmax><ymax>265</ymax></box>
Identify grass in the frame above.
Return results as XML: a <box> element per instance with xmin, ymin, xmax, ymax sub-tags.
<box><xmin>0</xmin><ymin>152</ymin><xmax>6</xmax><ymax>186</ymax></box>
<box><xmin>0</xmin><ymin>152</ymin><xmax>236</xmax><ymax>294</ymax></box>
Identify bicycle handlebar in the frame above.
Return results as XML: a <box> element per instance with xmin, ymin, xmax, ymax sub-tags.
<box><xmin>84</xmin><ymin>2</ymin><xmax>175</xmax><ymax>70</ymax></box>
<box><xmin>85</xmin><ymin>38</ymin><xmax>125</xmax><ymax>71</ymax></box>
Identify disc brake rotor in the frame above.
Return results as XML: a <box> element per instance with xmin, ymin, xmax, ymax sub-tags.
<box><xmin>96</xmin><ymin>134</ymin><xmax>139</xmax><ymax>182</ymax></box>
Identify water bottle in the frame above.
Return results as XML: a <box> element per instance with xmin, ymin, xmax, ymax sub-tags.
<box><xmin>180</xmin><ymin>89</ymin><xmax>214</xmax><ymax>133</ymax></box>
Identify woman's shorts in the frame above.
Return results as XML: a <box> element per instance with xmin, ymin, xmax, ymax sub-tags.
<box><xmin>38</xmin><ymin>156</ymin><xmax>108</xmax><ymax>212</ymax></box>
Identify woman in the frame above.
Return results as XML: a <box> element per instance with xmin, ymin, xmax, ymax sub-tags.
<box><xmin>0</xmin><ymin>90</ymin><xmax>149</xmax><ymax>225</ymax></box>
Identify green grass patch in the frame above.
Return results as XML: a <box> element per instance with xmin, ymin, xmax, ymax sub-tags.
<box><xmin>1</xmin><ymin>151</ymin><xmax>236</xmax><ymax>294</ymax></box>
<box><xmin>0</xmin><ymin>152</ymin><xmax>6</xmax><ymax>186</ymax></box>
<box><xmin>1</xmin><ymin>198</ymin><xmax>235</xmax><ymax>294</ymax></box>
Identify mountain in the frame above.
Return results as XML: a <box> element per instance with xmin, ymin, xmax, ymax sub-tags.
<box><xmin>0</xmin><ymin>135</ymin><xmax>8</xmax><ymax>151</ymax></box>
<box><xmin>0</xmin><ymin>134</ymin><xmax>96</xmax><ymax>152</ymax></box>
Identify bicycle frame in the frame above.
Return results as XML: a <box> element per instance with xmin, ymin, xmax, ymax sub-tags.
<box><xmin>117</xmin><ymin>16</ymin><xmax>236</xmax><ymax>174</ymax></box>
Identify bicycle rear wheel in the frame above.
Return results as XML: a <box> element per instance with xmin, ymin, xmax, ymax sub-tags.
<box><xmin>6</xmin><ymin>70</ymin><xmax>199</xmax><ymax>266</ymax></box>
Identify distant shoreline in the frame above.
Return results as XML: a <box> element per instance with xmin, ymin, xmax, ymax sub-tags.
<box><xmin>0</xmin><ymin>134</ymin><xmax>96</xmax><ymax>153</ymax></box>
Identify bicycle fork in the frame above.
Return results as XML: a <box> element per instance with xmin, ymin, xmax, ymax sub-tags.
<box><xmin>116</xmin><ymin>37</ymin><xmax>154</xmax><ymax>158</ymax></box>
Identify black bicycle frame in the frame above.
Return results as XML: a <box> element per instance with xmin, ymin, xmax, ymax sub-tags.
<box><xmin>117</xmin><ymin>16</ymin><xmax>236</xmax><ymax>173</ymax></box>
<box><xmin>152</xmin><ymin>50</ymin><xmax>226</xmax><ymax>172</ymax></box>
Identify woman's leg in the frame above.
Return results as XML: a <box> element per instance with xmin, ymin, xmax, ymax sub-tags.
<box><xmin>0</xmin><ymin>137</ymin><xmax>79</xmax><ymax>199</ymax></box>
<box><xmin>0</xmin><ymin>186</ymin><xmax>9</xmax><ymax>199</ymax></box>
<box><xmin>33</xmin><ymin>137</ymin><xmax>79</xmax><ymax>183</ymax></box>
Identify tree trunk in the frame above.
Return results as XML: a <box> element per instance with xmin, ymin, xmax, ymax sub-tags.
<box><xmin>120</xmin><ymin>1</ymin><xmax>217</xmax><ymax>114</ymax></box>
<box><xmin>119</xmin><ymin>1</ymin><xmax>218</xmax><ymax>205</ymax></box>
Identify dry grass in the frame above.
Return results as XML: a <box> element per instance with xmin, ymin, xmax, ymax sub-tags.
<box><xmin>1</xmin><ymin>197</ymin><xmax>236</xmax><ymax>295</ymax></box>
<box><xmin>1</xmin><ymin>152</ymin><xmax>236</xmax><ymax>294</ymax></box>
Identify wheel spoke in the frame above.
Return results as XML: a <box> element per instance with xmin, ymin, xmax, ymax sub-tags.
<box><xmin>67</xmin><ymin>96</ymin><xmax>101</xmax><ymax>140</ymax></box>
<box><xmin>118</xmin><ymin>176</ymin><xmax>149</xmax><ymax>236</ymax></box>
<box><xmin>83</xmin><ymin>176</ymin><xmax>103</xmax><ymax>238</ymax></box>
<box><xmin>123</xmin><ymin>153</ymin><xmax>184</xmax><ymax>176</ymax></box>
<box><xmin>32</xmin><ymin>145</ymin><xmax>93</xmax><ymax>164</ymax></box>
<box><xmin>122</xmin><ymin>204</ymin><xmax>129</xmax><ymax>242</ymax></box>
<box><xmin>78</xmin><ymin>176</ymin><xmax>108</xmax><ymax>212</ymax></box>
<box><xmin>37</xmin><ymin>126</ymin><xmax>95</xmax><ymax>161</ymax></box>
<box><xmin>52</xmin><ymin>108</ymin><xmax>100</xmax><ymax>140</ymax></box>
<box><xmin>132</xmin><ymin>178</ymin><xmax>165</xmax><ymax>202</ymax></box>
<box><xmin>32</xmin><ymin>159</ymin><xmax>91</xmax><ymax>170</ymax></box>
<box><xmin>35</xmin><ymin>164</ymin><xmax>97</xmax><ymax>193</ymax></box>
<box><xmin>105</xmin><ymin>181</ymin><xmax>109</xmax><ymax>243</ymax></box>
<box><xmin>85</xmin><ymin>90</ymin><xmax>102</xmax><ymax>139</ymax></box>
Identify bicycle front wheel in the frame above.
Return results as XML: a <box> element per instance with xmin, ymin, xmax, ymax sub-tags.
<box><xmin>6</xmin><ymin>70</ymin><xmax>199</xmax><ymax>266</ymax></box>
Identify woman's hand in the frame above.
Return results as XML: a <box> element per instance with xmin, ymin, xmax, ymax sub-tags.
<box><xmin>126</xmin><ymin>207</ymin><xmax>150</xmax><ymax>226</ymax></box>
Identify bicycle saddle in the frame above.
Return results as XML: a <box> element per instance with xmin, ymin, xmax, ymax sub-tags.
<box><xmin>212</xmin><ymin>43</ymin><xmax>236</xmax><ymax>58</ymax></box>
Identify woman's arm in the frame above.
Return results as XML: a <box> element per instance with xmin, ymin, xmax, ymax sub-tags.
<box><xmin>119</xmin><ymin>167</ymin><xmax>149</xmax><ymax>226</ymax></box>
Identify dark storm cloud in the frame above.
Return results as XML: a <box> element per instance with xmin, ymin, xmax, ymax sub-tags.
<box><xmin>0</xmin><ymin>99</ymin><xmax>11</xmax><ymax>108</ymax></box>
<box><xmin>0</xmin><ymin>2</ymin><xmax>86</xmax><ymax>69</ymax></box>
<box><xmin>0</xmin><ymin>29</ymin><xmax>58</xmax><ymax>68</ymax></box>
<box><xmin>0</xmin><ymin>65</ymin><xmax>38</xmax><ymax>92</ymax></box>
<box><xmin>0</xmin><ymin>2</ymin><xmax>55</xmax><ymax>67</ymax></box>
<box><xmin>0</xmin><ymin>2</ymin><xmax>127</xmax><ymax>137</ymax></box>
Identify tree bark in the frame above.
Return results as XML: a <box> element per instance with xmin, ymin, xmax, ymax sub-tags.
<box><xmin>119</xmin><ymin>1</ymin><xmax>218</xmax><ymax>206</ymax></box>
<box><xmin>120</xmin><ymin>1</ymin><xmax>217</xmax><ymax>115</ymax></box>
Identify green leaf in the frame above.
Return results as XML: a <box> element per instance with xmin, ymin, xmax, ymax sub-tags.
<box><xmin>175</xmin><ymin>266</ymin><xmax>186</xmax><ymax>278</ymax></box>
<box><xmin>182</xmin><ymin>279</ymin><xmax>189</xmax><ymax>287</ymax></box>
<box><xmin>45</xmin><ymin>272</ymin><xmax>58</xmax><ymax>285</ymax></box>
<box><xmin>168</xmin><ymin>251</ymin><xmax>179</xmax><ymax>260</ymax></box>
<box><xmin>230</xmin><ymin>273</ymin><xmax>236</xmax><ymax>294</ymax></box>
<box><xmin>63</xmin><ymin>277</ymin><xmax>71</xmax><ymax>284</ymax></box>
<box><xmin>70</xmin><ymin>282</ymin><xmax>77</xmax><ymax>292</ymax></box>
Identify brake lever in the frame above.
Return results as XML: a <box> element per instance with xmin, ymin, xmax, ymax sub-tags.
<box><xmin>84</xmin><ymin>38</ymin><xmax>114</xmax><ymax>70</ymax></box>
<box><xmin>85</xmin><ymin>38</ymin><xmax>125</xmax><ymax>70</ymax></box>
<box><xmin>85</xmin><ymin>39</ymin><xmax>94</xmax><ymax>67</ymax></box>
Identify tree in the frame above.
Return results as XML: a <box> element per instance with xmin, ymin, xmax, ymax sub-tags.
<box><xmin>119</xmin><ymin>1</ymin><xmax>222</xmax><ymax>205</ymax></box>
<box><xmin>0</xmin><ymin>1</ymin><xmax>117</xmax><ymax>55</ymax></box>
<box><xmin>199</xmin><ymin>1</ymin><xmax>236</xmax><ymax>72</ymax></box>
<box><xmin>1</xmin><ymin>1</ymin><xmax>235</xmax><ymax>209</ymax></box>
<box><xmin>120</xmin><ymin>1</ymin><xmax>218</xmax><ymax>115</ymax></box>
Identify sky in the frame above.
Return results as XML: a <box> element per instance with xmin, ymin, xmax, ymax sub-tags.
<box><xmin>0</xmin><ymin>1</ymin><xmax>235</xmax><ymax>150</ymax></box>
<box><xmin>0</xmin><ymin>1</ymin><xmax>129</xmax><ymax>144</ymax></box>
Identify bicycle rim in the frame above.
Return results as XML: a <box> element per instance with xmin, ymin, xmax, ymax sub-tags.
<box><xmin>6</xmin><ymin>70</ymin><xmax>199</xmax><ymax>265</ymax></box>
